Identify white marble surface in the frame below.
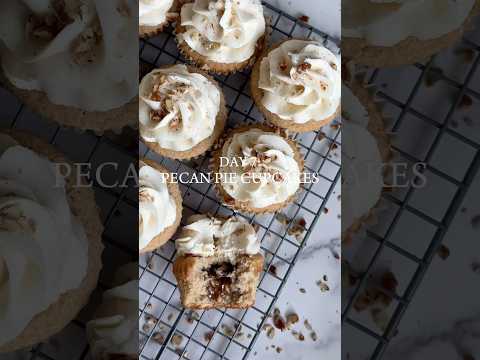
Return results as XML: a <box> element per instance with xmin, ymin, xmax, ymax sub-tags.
<box><xmin>265</xmin><ymin>0</ymin><xmax>341</xmax><ymax>39</ymax></box>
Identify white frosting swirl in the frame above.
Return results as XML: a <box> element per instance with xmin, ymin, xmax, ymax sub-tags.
<box><xmin>178</xmin><ymin>0</ymin><xmax>265</xmax><ymax>63</ymax></box>
<box><xmin>258</xmin><ymin>40</ymin><xmax>341</xmax><ymax>124</ymax></box>
<box><xmin>139</xmin><ymin>164</ymin><xmax>176</xmax><ymax>250</ymax></box>
<box><xmin>219</xmin><ymin>128</ymin><xmax>301</xmax><ymax>209</ymax></box>
<box><xmin>0</xmin><ymin>135</ymin><xmax>88</xmax><ymax>347</ymax></box>
<box><xmin>86</xmin><ymin>264</ymin><xmax>138</xmax><ymax>358</ymax></box>
<box><xmin>342</xmin><ymin>85</ymin><xmax>384</xmax><ymax>232</ymax></box>
<box><xmin>0</xmin><ymin>0</ymin><xmax>137</xmax><ymax>111</ymax></box>
<box><xmin>139</xmin><ymin>64</ymin><xmax>220</xmax><ymax>152</ymax></box>
<box><xmin>176</xmin><ymin>215</ymin><xmax>260</xmax><ymax>258</ymax></box>
<box><xmin>343</xmin><ymin>0</ymin><xmax>475</xmax><ymax>46</ymax></box>
<box><xmin>140</xmin><ymin>0</ymin><xmax>174</xmax><ymax>26</ymax></box>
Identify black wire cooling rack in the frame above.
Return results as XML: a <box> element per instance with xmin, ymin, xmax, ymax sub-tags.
<box><xmin>342</xmin><ymin>29</ymin><xmax>480</xmax><ymax>360</ymax></box>
<box><xmin>138</xmin><ymin>2</ymin><xmax>341</xmax><ymax>360</ymax></box>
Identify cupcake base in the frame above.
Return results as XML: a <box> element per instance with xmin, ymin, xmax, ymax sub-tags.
<box><xmin>139</xmin><ymin>159</ymin><xmax>183</xmax><ymax>254</ymax></box>
<box><xmin>210</xmin><ymin>124</ymin><xmax>304</xmax><ymax>214</ymax></box>
<box><xmin>0</xmin><ymin>130</ymin><xmax>103</xmax><ymax>352</ymax></box>
<box><xmin>250</xmin><ymin>39</ymin><xmax>340</xmax><ymax>132</ymax></box>
<box><xmin>0</xmin><ymin>71</ymin><xmax>137</xmax><ymax>134</ymax></box>
<box><xmin>342</xmin><ymin>81</ymin><xmax>392</xmax><ymax>244</ymax></box>
<box><xmin>175</xmin><ymin>21</ymin><xmax>268</xmax><ymax>75</ymax></box>
<box><xmin>173</xmin><ymin>254</ymin><xmax>264</xmax><ymax>309</ymax></box>
<box><xmin>342</xmin><ymin>1</ymin><xmax>480</xmax><ymax>67</ymax></box>
<box><xmin>141</xmin><ymin>66</ymin><xmax>227</xmax><ymax>160</ymax></box>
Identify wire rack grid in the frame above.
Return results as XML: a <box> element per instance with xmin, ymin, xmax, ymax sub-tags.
<box><xmin>138</xmin><ymin>3</ymin><xmax>341</xmax><ymax>360</ymax></box>
<box><xmin>341</xmin><ymin>28</ymin><xmax>480</xmax><ymax>360</ymax></box>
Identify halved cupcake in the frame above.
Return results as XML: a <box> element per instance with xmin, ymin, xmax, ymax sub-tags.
<box><xmin>176</xmin><ymin>0</ymin><xmax>267</xmax><ymax>74</ymax></box>
<box><xmin>140</xmin><ymin>64</ymin><xmax>227</xmax><ymax>159</ymax></box>
<box><xmin>342</xmin><ymin>0</ymin><xmax>480</xmax><ymax>66</ymax></box>
<box><xmin>173</xmin><ymin>214</ymin><xmax>263</xmax><ymax>309</ymax></box>
<box><xmin>211</xmin><ymin>125</ymin><xmax>304</xmax><ymax>214</ymax></box>
<box><xmin>139</xmin><ymin>159</ymin><xmax>183</xmax><ymax>253</ymax></box>
<box><xmin>251</xmin><ymin>39</ymin><xmax>341</xmax><ymax>132</ymax></box>
<box><xmin>140</xmin><ymin>0</ymin><xmax>179</xmax><ymax>38</ymax></box>
<box><xmin>0</xmin><ymin>131</ymin><xmax>103</xmax><ymax>352</ymax></box>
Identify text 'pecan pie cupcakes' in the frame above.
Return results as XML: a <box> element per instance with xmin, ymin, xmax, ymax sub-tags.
<box><xmin>211</xmin><ymin>125</ymin><xmax>304</xmax><ymax>214</ymax></box>
<box><xmin>0</xmin><ymin>131</ymin><xmax>103</xmax><ymax>352</ymax></box>
<box><xmin>251</xmin><ymin>39</ymin><xmax>341</xmax><ymax>132</ymax></box>
<box><xmin>86</xmin><ymin>263</ymin><xmax>138</xmax><ymax>360</ymax></box>
<box><xmin>173</xmin><ymin>214</ymin><xmax>263</xmax><ymax>309</ymax></box>
<box><xmin>176</xmin><ymin>0</ymin><xmax>267</xmax><ymax>74</ymax></box>
<box><xmin>139</xmin><ymin>64</ymin><xmax>227</xmax><ymax>159</ymax></box>
<box><xmin>139</xmin><ymin>159</ymin><xmax>183</xmax><ymax>254</ymax></box>
<box><xmin>0</xmin><ymin>0</ymin><xmax>137</xmax><ymax>132</ymax></box>
<box><xmin>342</xmin><ymin>80</ymin><xmax>392</xmax><ymax>244</ymax></box>
<box><xmin>139</xmin><ymin>0</ymin><xmax>178</xmax><ymax>38</ymax></box>
<box><xmin>343</xmin><ymin>0</ymin><xmax>480</xmax><ymax>67</ymax></box>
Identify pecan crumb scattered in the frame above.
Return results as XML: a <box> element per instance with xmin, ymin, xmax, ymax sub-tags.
<box><xmin>171</xmin><ymin>333</ymin><xmax>183</xmax><ymax>347</ymax></box>
<box><xmin>263</xmin><ymin>324</ymin><xmax>275</xmax><ymax>339</ymax></box>
<box><xmin>152</xmin><ymin>332</ymin><xmax>165</xmax><ymax>344</ymax></box>
<box><xmin>437</xmin><ymin>245</ymin><xmax>450</xmax><ymax>260</ymax></box>
<box><xmin>268</xmin><ymin>265</ymin><xmax>278</xmax><ymax>277</ymax></box>
<box><xmin>316</xmin><ymin>280</ymin><xmax>330</xmax><ymax>292</ymax></box>
<box><xmin>459</xmin><ymin>94</ymin><xmax>473</xmax><ymax>109</ymax></box>
<box><xmin>286</xmin><ymin>313</ymin><xmax>299</xmax><ymax>329</ymax></box>
<box><xmin>304</xmin><ymin>319</ymin><xmax>312</xmax><ymax>331</ymax></box>
<box><xmin>204</xmin><ymin>331</ymin><xmax>214</xmax><ymax>342</ymax></box>
<box><xmin>291</xmin><ymin>330</ymin><xmax>305</xmax><ymax>341</ymax></box>
<box><xmin>310</xmin><ymin>331</ymin><xmax>318</xmax><ymax>341</ymax></box>
<box><xmin>276</xmin><ymin>346</ymin><xmax>283</xmax><ymax>353</ymax></box>
<box><xmin>298</xmin><ymin>15</ymin><xmax>310</xmax><ymax>23</ymax></box>
<box><xmin>273</xmin><ymin>308</ymin><xmax>287</xmax><ymax>332</ymax></box>
<box><xmin>299</xmin><ymin>288</ymin><xmax>306</xmax><ymax>294</ymax></box>
<box><xmin>298</xmin><ymin>62</ymin><xmax>312</xmax><ymax>72</ymax></box>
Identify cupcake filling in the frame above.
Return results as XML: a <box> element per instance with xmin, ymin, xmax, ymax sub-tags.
<box><xmin>343</xmin><ymin>0</ymin><xmax>475</xmax><ymax>46</ymax></box>
<box><xmin>139</xmin><ymin>64</ymin><xmax>220</xmax><ymax>151</ymax></box>
<box><xmin>218</xmin><ymin>128</ymin><xmax>301</xmax><ymax>209</ymax></box>
<box><xmin>258</xmin><ymin>40</ymin><xmax>341</xmax><ymax>124</ymax></box>
<box><xmin>177</xmin><ymin>0</ymin><xmax>266</xmax><ymax>63</ymax></box>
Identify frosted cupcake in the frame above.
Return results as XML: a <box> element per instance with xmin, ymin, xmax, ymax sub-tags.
<box><xmin>343</xmin><ymin>0</ymin><xmax>479</xmax><ymax>66</ymax></box>
<box><xmin>140</xmin><ymin>0</ymin><xmax>178</xmax><ymax>38</ymax></box>
<box><xmin>0</xmin><ymin>131</ymin><xmax>103</xmax><ymax>352</ymax></box>
<box><xmin>251</xmin><ymin>39</ymin><xmax>341</xmax><ymax>132</ymax></box>
<box><xmin>211</xmin><ymin>125</ymin><xmax>304</xmax><ymax>214</ymax></box>
<box><xmin>0</xmin><ymin>0</ymin><xmax>137</xmax><ymax>132</ymax></box>
<box><xmin>86</xmin><ymin>263</ymin><xmax>138</xmax><ymax>359</ymax></box>
<box><xmin>342</xmin><ymin>81</ymin><xmax>391</xmax><ymax>243</ymax></box>
<box><xmin>139</xmin><ymin>159</ymin><xmax>182</xmax><ymax>253</ymax></box>
<box><xmin>176</xmin><ymin>0</ymin><xmax>267</xmax><ymax>74</ymax></box>
<box><xmin>140</xmin><ymin>64</ymin><xmax>227</xmax><ymax>159</ymax></box>
<box><xmin>173</xmin><ymin>215</ymin><xmax>263</xmax><ymax>309</ymax></box>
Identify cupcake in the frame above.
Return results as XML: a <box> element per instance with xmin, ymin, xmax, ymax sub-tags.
<box><xmin>140</xmin><ymin>0</ymin><xmax>178</xmax><ymax>38</ymax></box>
<box><xmin>173</xmin><ymin>214</ymin><xmax>263</xmax><ymax>309</ymax></box>
<box><xmin>342</xmin><ymin>0</ymin><xmax>480</xmax><ymax>67</ymax></box>
<box><xmin>0</xmin><ymin>131</ymin><xmax>103</xmax><ymax>352</ymax></box>
<box><xmin>139</xmin><ymin>64</ymin><xmax>227</xmax><ymax>159</ymax></box>
<box><xmin>0</xmin><ymin>0</ymin><xmax>137</xmax><ymax>132</ymax></box>
<box><xmin>139</xmin><ymin>159</ymin><xmax>183</xmax><ymax>253</ymax></box>
<box><xmin>342</xmin><ymin>80</ymin><xmax>391</xmax><ymax>243</ymax></box>
<box><xmin>176</xmin><ymin>0</ymin><xmax>267</xmax><ymax>74</ymax></box>
<box><xmin>211</xmin><ymin>125</ymin><xmax>304</xmax><ymax>214</ymax></box>
<box><xmin>251</xmin><ymin>39</ymin><xmax>341</xmax><ymax>132</ymax></box>
<box><xmin>86</xmin><ymin>263</ymin><xmax>138</xmax><ymax>360</ymax></box>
